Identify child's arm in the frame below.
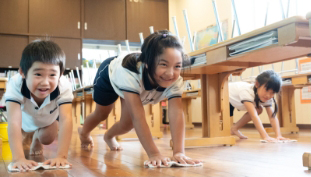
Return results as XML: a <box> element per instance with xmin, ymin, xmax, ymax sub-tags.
<box><xmin>168</xmin><ymin>97</ymin><xmax>201</xmax><ymax>164</ymax></box>
<box><xmin>6</xmin><ymin>102</ymin><xmax>38</xmax><ymax>171</ymax></box>
<box><xmin>244</xmin><ymin>102</ymin><xmax>275</xmax><ymax>141</ymax></box>
<box><xmin>124</xmin><ymin>92</ymin><xmax>170</xmax><ymax>167</ymax></box>
<box><xmin>43</xmin><ymin>103</ymin><xmax>72</xmax><ymax>167</ymax></box>
<box><xmin>265</xmin><ymin>106</ymin><xmax>288</xmax><ymax>140</ymax></box>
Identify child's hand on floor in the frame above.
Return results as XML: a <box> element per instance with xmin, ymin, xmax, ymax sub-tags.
<box><xmin>12</xmin><ymin>158</ymin><xmax>38</xmax><ymax>172</ymax></box>
<box><xmin>276</xmin><ymin>136</ymin><xmax>289</xmax><ymax>141</ymax></box>
<box><xmin>43</xmin><ymin>157</ymin><xmax>72</xmax><ymax>168</ymax></box>
<box><xmin>264</xmin><ymin>136</ymin><xmax>277</xmax><ymax>142</ymax></box>
<box><xmin>172</xmin><ymin>152</ymin><xmax>201</xmax><ymax>165</ymax></box>
<box><xmin>145</xmin><ymin>154</ymin><xmax>171</xmax><ymax>167</ymax></box>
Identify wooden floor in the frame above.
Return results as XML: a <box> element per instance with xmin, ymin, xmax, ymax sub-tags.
<box><xmin>1</xmin><ymin>127</ymin><xmax>311</xmax><ymax>177</ymax></box>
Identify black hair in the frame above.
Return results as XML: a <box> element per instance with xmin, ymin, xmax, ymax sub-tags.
<box><xmin>122</xmin><ymin>30</ymin><xmax>189</xmax><ymax>86</ymax></box>
<box><xmin>253</xmin><ymin>70</ymin><xmax>281</xmax><ymax>117</ymax></box>
<box><xmin>20</xmin><ymin>39</ymin><xmax>65</xmax><ymax>77</ymax></box>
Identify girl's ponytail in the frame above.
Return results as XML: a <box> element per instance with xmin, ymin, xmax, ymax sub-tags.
<box><xmin>272</xmin><ymin>97</ymin><xmax>278</xmax><ymax>118</ymax></box>
<box><xmin>122</xmin><ymin>53</ymin><xmax>141</xmax><ymax>74</ymax></box>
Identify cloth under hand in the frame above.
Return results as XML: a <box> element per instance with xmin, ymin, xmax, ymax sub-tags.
<box><xmin>8</xmin><ymin>162</ymin><xmax>71</xmax><ymax>172</ymax></box>
<box><xmin>260</xmin><ymin>139</ymin><xmax>297</xmax><ymax>143</ymax></box>
<box><xmin>144</xmin><ymin>160</ymin><xmax>203</xmax><ymax>168</ymax></box>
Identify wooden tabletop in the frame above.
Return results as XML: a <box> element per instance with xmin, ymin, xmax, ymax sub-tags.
<box><xmin>282</xmin><ymin>72</ymin><xmax>311</xmax><ymax>79</ymax></box>
<box><xmin>183</xmin><ymin>16</ymin><xmax>310</xmax><ymax>75</ymax></box>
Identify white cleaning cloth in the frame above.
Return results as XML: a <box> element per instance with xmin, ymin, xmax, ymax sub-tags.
<box><xmin>8</xmin><ymin>162</ymin><xmax>71</xmax><ymax>172</ymax></box>
<box><xmin>144</xmin><ymin>161</ymin><xmax>203</xmax><ymax>168</ymax></box>
<box><xmin>260</xmin><ymin>139</ymin><xmax>297</xmax><ymax>143</ymax></box>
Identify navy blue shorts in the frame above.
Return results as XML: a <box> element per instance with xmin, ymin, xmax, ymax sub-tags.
<box><xmin>93</xmin><ymin>56</ymin><xmax>119</xmax><ymax>106</ymax></box>
<box><xmin>230</xmin><ymin>103</ymin><xmax>235</xmax><ymax>117</ymax></box>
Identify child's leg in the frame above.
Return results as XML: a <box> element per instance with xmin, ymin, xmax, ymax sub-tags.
<box><xmin>231</xmin><ymin>112</ymin><xmax>252</xmax><ymax>139</ymax></box>
<box><xmin>78</xmin><ymin>103</ymin><xmax>114</xmax><ymax>148</ymax></box>
<box><xmin>30</xmin><ymin>121</ymin><xmax>58</xmax><ymax>155</ymax></box>
<box><xmin>22</xmin><ymin>130</ymin><xmax>34</xmax><ymax>150</ymax></box>
<box><xmin>104</xmin><ymin>98</ymin><xmax>133</xmax><ymax>150</ymax></box>
<box><xmin>231</xmin><ymin>106</ymin><xmax>263</xmax><ymax>139</ymax></box>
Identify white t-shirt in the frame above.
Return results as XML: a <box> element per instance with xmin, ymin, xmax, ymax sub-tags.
<box><xmin>4</xmin><ymin>74</ymin><xmax>73</xmax><ymax>132</ymax></box>
<box><xmin>229</xmin><ymin>82</ymin><xmax>273</xmax><ymax>111</ymax></box>
<box><xmin>108</xmin><ymin>53</ymin><xmax>183</xmax><ymax>105</ymax></box>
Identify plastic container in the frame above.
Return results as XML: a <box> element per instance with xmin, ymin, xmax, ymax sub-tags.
<box><xmin>0</xmin><ymin>122</ymin><xmax>8</xmax><ymax>142</ymax></box>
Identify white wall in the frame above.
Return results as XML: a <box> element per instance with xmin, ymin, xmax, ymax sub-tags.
<box><xmin>169</xmin><ymin>0</ymin><xmax>232</xmax><ymax>53</ymax></box>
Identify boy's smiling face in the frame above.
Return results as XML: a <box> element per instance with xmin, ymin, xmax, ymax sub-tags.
<box><xmin>20</xmin><ymin>62</ymin><xmax>60</xmax><ymax>104</ymax></box>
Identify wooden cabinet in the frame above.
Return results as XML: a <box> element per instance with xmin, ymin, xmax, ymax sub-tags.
<box><xmin>29</xmin><ymin>37</ymin><xmax>82</xmax><ymax>70</ymax></box>
<box><xmin>0</xmin><ymin>35</ymin><xmax>28</xmax><ymax>68</ymax></box>
<box><xmin>126</xmin><ymin>0</ymin><xmax>168</xmax><ymax>42</ymax></box>
<box><xmin>0</xmin><ymin>0</ymin><xmax>170</xmax><ymax>69</ymax></box>
<box><xmin>84</xmin><ymin>0</ymin><xmax>126</xmax><ymax>40</ymax></box>
<box><xmin>29</xmin><ymin>0</ymin><xmax>81</xmax><ymax>38</ymax></box>
<box><xmin>0</xmin><ymin>0</ymin><xmax>29</xmax><ymax>34</ymax></box>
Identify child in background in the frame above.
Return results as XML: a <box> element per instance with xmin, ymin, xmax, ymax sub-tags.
<box><xmin>4</xmin><ymin>40</ymin><xmax>73</xmax><ymax>172</ymax></box>
<box><xmin>78</xmin><ymin>30</ymin><xmax>201</xmax><ymax>167</ymax></box>
<box><xmin>229</xmin><ymin>70</ymin><xmax>289</xmax><ymax>142</ymax></box>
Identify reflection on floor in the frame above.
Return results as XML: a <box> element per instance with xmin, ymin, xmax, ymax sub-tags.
<box><xmin>1</xmin><ymin>127</ymin><xmax>310</xmax><ymax>177</ymax></box>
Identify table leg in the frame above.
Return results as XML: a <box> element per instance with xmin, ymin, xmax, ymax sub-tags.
<box><xmin>171</xmin><ymin>72</ymin><xmax>236</xmax><ymax>148</ymax></box>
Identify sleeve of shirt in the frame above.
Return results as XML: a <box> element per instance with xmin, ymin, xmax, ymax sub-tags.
<box><xmin>165</xmin><ymin>76</ymin><xmax>183</xmax><ymax>100</ymax></box>
<box><xmin>4</xmin><ymin>75</ymin><xmax>24</xmax><ymax>105</ymax></box>
<box><xmin>111</xmin><ymin>67</ymin><xmax>142</xmax><ymax>95</ymax></box>
<box><xmin>239</xmin><ymin>89</ymin><xmax>254</xmax><ymax>103</ymax></box>
<box><xmin>56</xmin><ymin>76</ymin><xmax>74</xmax><ymax>106</ymax></box>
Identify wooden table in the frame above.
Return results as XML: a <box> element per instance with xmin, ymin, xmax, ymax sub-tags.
<box><xmin>175</xmin><ymin>16</ymin><xmax>311</xmax><ymax>148</ymax></box>
<box><xmin>265</xmin><ymin>72</ymin><xmax>311</xmax><ymax>134</ymax></box>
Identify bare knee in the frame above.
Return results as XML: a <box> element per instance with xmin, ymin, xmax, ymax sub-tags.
<box><xmin>119</xmin><ymin>119</ymin><xmax>133</xmax><ymax>132</ymax></box>
<box><xmin>93</xmin><ymin>103</ymin><xmax>114</xmax><ymax>120</ymax></box>
<box><xmin>37</xmin><ymin>122</ymin><xmax>58</xmax><ymax>145</ymax></box>
<box><xmin>38</xmin><ymin>134</ymin><xmax>55</xmax><ymax>145</ymax></box>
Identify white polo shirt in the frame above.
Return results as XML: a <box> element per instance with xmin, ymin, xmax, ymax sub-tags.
<box><xmin>108</xmin><ymin>53</ymin><xmax>183</xmax><ymax>105</ymax></box>
<box><xmin>229</xmin><ymin>82</ymin><xmax>272</xmax><ymax>111</ymax></box>
<box><xmin>4</xmin><ymin>74</ymin><xmax>73</xmax><ymax>132</ymax></box>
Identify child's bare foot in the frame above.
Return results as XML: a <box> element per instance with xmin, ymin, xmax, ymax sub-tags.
<box><xmin>78</xmin><ymin>127</ymin><xmax>94</xmax><ymax>149</ymax></box>
<box><xmin>104</xmin><ymin>134</ymin><xmax>123</xmax><ymax>151</ymax></box>
<box><xmin>231</xmin><ymin>128</ymin><xmax>248</xmax><ymax>139</ymax></box>
<box><xmin>29</xmin><ymin>139</ymin><xmax>43</xmax><ymax>155</ymax></box>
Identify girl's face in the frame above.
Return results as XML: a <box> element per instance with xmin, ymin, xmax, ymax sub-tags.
<box><xmin>154</xmin><ymin>48</ymin><xmax>182</xmax><ymax>88</ymax></box>
<box><xmin>255</xmin><ymin>82</ymin><xmax>275</xmax><ymax>102</ymax></box>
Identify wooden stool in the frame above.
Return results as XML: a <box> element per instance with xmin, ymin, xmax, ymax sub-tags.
<box><xmin>303</xmin><ymin>153</ymin><xmax>311</xmax><ymax>170</ymax></box>
<box><xmin>72</xmin><ymin>91</ymin><xmax>83</xmax><ymax>129</ymax></box>
<box><xmin>182</xmin><ymin>90</ymin><xmax>201</xmax><ymax>129</ymax></box>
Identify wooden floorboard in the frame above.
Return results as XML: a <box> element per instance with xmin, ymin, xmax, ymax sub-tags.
<box><xmin>1</xmin><ymin>127</ymin><xmax>310</xmax><ymax>177</ymax></box>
